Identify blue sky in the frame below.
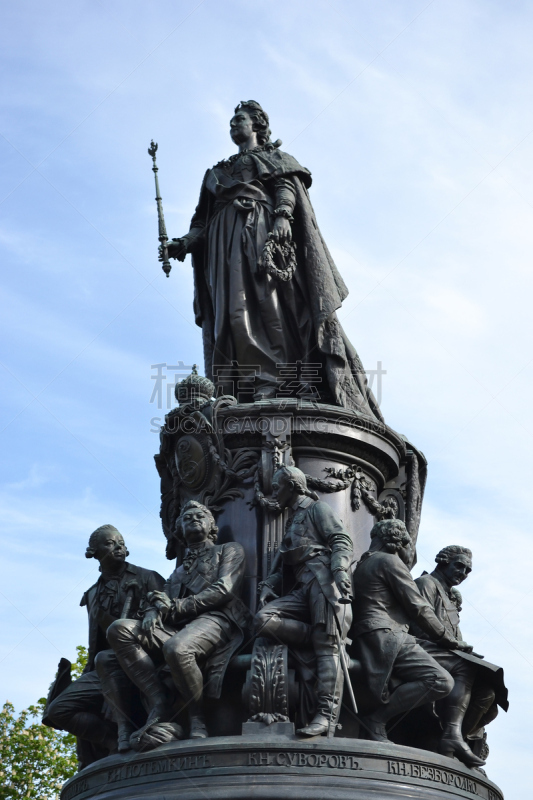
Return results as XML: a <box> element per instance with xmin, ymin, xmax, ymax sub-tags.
<box><xmin>1</xmin><ymin>1</ymin><xmax>532</xmax><ymax>796</ymax></box>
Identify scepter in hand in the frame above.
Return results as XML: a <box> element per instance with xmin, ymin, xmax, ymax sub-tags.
<box><xmin>148</xmin><ymin>140</ymin><xmax>172</xmax><ymax>277</ymax></box>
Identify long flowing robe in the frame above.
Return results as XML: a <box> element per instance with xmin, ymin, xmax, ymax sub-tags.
<box><xmin>186</xmin><ymin>145</ymin><xmax>382</xmax><ymax>418</ymax></box>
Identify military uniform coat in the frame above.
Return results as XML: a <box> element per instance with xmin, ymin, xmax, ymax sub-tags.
<box><xmin>351</xmin><ymin>551</ymin><xmax>449</xmax><ymax>703</ymax></box>
<box><xmin>81</xmin><ymin>563</ymin><xmax>165</xmax><ymax>672</ymax></box>
<box><xmin>263</xmin><ymin>495</ymin><xmax>354</xmax><ymax>636</ymax></box>
<box><xmin>413</xmin><ymin>572</ymin><xmax>508</xmax><ymax>712</ymax></box>
<box><xmin>161</xmin><ymin>541</ymin><xmax>251</xmax><ymax>699</ymax></box>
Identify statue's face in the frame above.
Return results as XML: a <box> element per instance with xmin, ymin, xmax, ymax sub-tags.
<box><xmin>440</xmin><ymin>555</ymin><xmax>472</xmax><ymax>586</ymax></box>
<box><xmin>94</xmin><ymin>531</ymin><xmax>127</xmax><ymax>567</ymax></box>
<box><xmin>272</xmin><ymin>473</ymin><xmax>295</xmax><ymax>509</ymax></box>
<box><xmin>230</xmin><ymin>110</ymin><xmax>254</xmax><ymax>145</ymax></box>
<box><xmin>181</xmin><ymin>506</ymin><xmax>213</xmax><ymax>546</ymax></box>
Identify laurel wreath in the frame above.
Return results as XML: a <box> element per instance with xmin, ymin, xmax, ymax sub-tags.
<box><xmin>258</xmin><ymin>233</ymin><xmax>297</xmax><ymax>281</ymax></box>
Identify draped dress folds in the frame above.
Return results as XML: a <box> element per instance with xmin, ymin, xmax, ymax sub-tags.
<box><xmin>204</xmin><ymin>161</ymin><xmax>313</xmax><ymax>398</ymax></box>
<box><xmin>187</xmin><ymin>146</ymin><xmax>383</xmax><ymax>418</ymax></box>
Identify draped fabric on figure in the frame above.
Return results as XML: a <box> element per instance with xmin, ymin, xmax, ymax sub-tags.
<box><xmin>185</xmin><ymin>145</ymin><xmax>383</xmax><ymax>417</ymax></box>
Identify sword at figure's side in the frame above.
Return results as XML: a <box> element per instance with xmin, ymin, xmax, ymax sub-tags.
<box><xmin>148</xmin><ymin>140</ymin><xmax>172</xmax><ymax>277</ymax></box>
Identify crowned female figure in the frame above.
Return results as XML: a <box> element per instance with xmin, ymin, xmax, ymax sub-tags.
<box><xmin>168</xmin><ymin>100</ymin><xmax>381</xmax><ymax>418</ymax></box>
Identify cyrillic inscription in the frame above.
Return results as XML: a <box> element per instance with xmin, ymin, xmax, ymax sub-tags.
<box><xmin>108</xmin><ymin>753</ymin><xmax>211</xmax><ymax>783</ymax></box>
<box><xmin>388</xmin><ymin>760</ymin><xmax>484</xmax><ymax>796</ymax></box>
<box><xmin>248</xmin><ymin>751</ymin><xmax>360</xmax><ymax>770</ymax></box>
<box><xmin>65</xmin><ymin>750</ymin><xmax>501</xmax><ymax>800</ymax></box>
<box><xmin>62</xmin><ymin>779</ymin><xmax>88</xmax><ymax>800</ymax></box>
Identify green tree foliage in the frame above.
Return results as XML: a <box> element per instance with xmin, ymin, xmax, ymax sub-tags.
<box><xmin>0</xmin><ymin>647</ymin><xmax>88</xmax><ymax>800</ymax></box>
<box><xmin>69</xmin><ymin>646</ymin><xmax>88</xmax><ymax>680</ymax></box>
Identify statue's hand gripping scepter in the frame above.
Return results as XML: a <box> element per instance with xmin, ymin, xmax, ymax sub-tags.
<box><xmin>148</xmin><ymin>140</ymin><xmax>172</xmax><ymax>277</ymax></box>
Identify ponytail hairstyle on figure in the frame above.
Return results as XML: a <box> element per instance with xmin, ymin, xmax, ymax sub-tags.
<box><xmin>273</xmin><ymin>465</ymin><xmax>319</xmax><ymax>501</ymax></box>
<box><xmin>369</xmin><ymin>518</ymin><xmax>411</xmax><ymax>554</ymax></box>
<box><xmin>435</xmin><ymin>545</ymin><xmax>472</xmax><ymax>566</ymax></box>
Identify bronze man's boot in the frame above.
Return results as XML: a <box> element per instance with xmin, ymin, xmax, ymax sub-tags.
<box><xmin>297</xmin><ymin>654</ymin><xmax>342</xmax><ymax>737</ymax></box>
<box><xmin>106</xmin><ymin>622</ymin><xmax>169</xmax><ymax>732</ymax></box>
<box><xmin>97</xmin><ymin>668</ymin><xmax>135</xmax><ymax>753</ymax></box>
<box><xmin>67</xmin><ymin>712</ymin><xmax>117</xmax><ymax>752</ymax></box>
<box><xmin>257</xmin><ymin>615</ymin><xmax>312</xmax><ymax>647</ymax></box>
<box><xmin>188</xmin><ymin>700</ymin><xmax>208</xmax><ymax>739</ymax></box>
<box><xmin>439</xmin><ymin>679</ymin><xmax>486</xmax><ymax>768</ymax></box>
<box><xmin>113</xmin><ymin>653</ymin><xmax>170</xmax><ymax>750</ymax></box>
<box><xmin>360</xmin><ymin>673</ymin><xmax>453</xmax><ymax>744</ymax></box>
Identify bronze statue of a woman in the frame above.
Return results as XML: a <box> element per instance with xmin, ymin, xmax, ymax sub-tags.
<box><xmin>167</xmin><ymin>100</ymin><xmax>381</xmax><ymax>418</ymax></box>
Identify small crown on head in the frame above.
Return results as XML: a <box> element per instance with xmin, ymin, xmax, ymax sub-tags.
<box><xmin>175</xmin><ymin>364</ymin><xmax>215</xmax><ymax>406</ymax></box>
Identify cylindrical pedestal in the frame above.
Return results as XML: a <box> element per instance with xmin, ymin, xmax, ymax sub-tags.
<box><xmin>61</xmin><ymin>734</ymin><xmax>503</xmax><ymax>800</ymax></box>
<box><xmin>211</xmin><ymin>400</ymin><xmax>426</xmax><ymax>611</ymax></box>
<box><xmin>156</xmin><ymin>398</ymin><xmax>426</xmax><ymax>613</ymax></box>
<box><xmin>157</xmin><ymin>398</ymin><xmax>422</xmax><ymax>616</ymax></box>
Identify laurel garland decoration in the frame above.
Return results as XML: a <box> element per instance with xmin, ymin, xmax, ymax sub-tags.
<box><xmin>258</xmin><ymin>233</ymin><xmax>297</xmax><ymax>281</ymax></box>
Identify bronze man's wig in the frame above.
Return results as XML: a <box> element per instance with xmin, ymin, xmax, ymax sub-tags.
<box><xmin>369</xmin><ymin>518</ymin><xmax>411</xmax><ymax>553</ymax></box>
<box><xmin>435</xmin><ymin>545</ymin><xmax>472</xmax><ymax>566</ymax></box>
<box><xmin>273</xmin><ymin>465</ymin><xmax>318</xmax><ymax>500</ymax></box>
<box><xmin>174</xmin><ymin>500</ymin><xmax>218</xmax><ymax>546</ymax></box>
<box><xmin>85</xmin><ymin>524</ymin><xmax>129</xmax><ymax>559</ymax></box>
